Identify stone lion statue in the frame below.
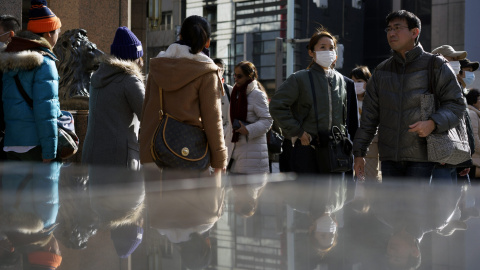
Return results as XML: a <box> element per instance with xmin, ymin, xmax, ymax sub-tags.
<box><xmin>54</xmin><ymin>29</ymin><xmax>104</xmax><ymax>110</ymax></box>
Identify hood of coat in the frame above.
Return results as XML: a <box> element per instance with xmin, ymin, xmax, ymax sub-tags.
<box><xmin>90</xmin><ymin>55</ymin><xmax>144</xmax><ymax>88</ymax></box>
<box><xmin>0</xmin><ymin>49</ymin><xmax>45</xmax><ymax>72</ymax></box>
<box><xmin>148</xmin><ymin>43</ymin><xmax>219</xmax><ymax>92</ymax></box>
<box><xmin>0</xmin><ymin>33</ymin><xmax>57</xmax><ymax>72</ymax></box>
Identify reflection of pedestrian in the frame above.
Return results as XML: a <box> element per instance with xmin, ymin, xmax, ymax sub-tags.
<box><xmin>0</xmin><ymin>162</ymin><xmax>62</xmax><ymax>269</ymax></box>
<box><xmin>139</xmin><ymin>15</ymin><xmax>227</xmax><ymax>173</ymax></box>
<box><xmin>82</xmin><ymin>26</ymin><xmax>145</xmax><ymax>170</ymax></box>
<box><xmin>89</xmin><ymin>166</ymin><xmax>145</xmax><ymax>258</ymax></box>
<box><xmin>353</xmin><ymin>10</ymin><xmax>466</xmax><ymax>181</ymax></box>
<box><xmin>273</xmin><ymin>178</ymin><xmax>346</xmax><ymax>260</ymax></box>
<box><xmin>1</xmin><ymin>1</ymin><xmax>62</xmax><ymax>162</ymax></box>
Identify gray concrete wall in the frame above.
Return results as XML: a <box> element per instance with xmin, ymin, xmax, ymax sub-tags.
<box><xmin>0</xmin><ymin>0</ymin><xmax>22</xmax><ymax>24</ymax></box>
<box><xmin>431</xmin><ymin>0</ymin><xmax>465</xmax><ymax>51</ymax></box>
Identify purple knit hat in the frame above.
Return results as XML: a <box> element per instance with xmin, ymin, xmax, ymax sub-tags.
<box><xmin>110</xmin><ymin>225</ymin><xmax>144</xmax><ymax>258</ymax></box>
<box><xmin>110</xmin><ymin>26</ymin><xmax>143</xmax><ymax>60</ymax></box>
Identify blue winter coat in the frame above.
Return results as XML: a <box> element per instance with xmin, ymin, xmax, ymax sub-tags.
<box><xmin>0</xmin><ymin>40</ymin><xmax>62</xmax><ymax>159</ymax></box>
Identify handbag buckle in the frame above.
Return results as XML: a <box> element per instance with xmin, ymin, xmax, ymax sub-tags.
<box><xmin>181</xmin><ymin>147</ymin><xmax>190</xmax><ymax>156</ymax></box>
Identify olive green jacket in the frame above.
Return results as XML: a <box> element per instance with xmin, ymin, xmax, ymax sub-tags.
<box><xmin>269</xmin><ymin>63</ymin><xmax>347</xmax><ymax>138</ymax></box>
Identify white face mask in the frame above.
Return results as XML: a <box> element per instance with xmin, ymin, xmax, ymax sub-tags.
<box><xmin>354</xmin><ymin>82</ymin><xmax>366</xmax><ymax>95</ymax></box>
<box><xmin>315</xmin><ymin>215</ymin><xmax>337</xmax><ymax>233</ymax></box>
<box><xmin>449</xmin><ymin>61</ymin><xmax>461</xmax><ymax>75</ymax></box>
<box><xmin>315</xmin><ymin>50</ymin><xmax>337</xmax><ymax>68</ymax></box>
<box><xmin>464</xmin><ymin>71</ymin><xmax>475</xmax><ymax>86</ymax></box>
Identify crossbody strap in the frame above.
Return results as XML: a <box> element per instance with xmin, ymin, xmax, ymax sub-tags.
<box><xmin>14</xmin><ymin>74</ymin><xmax>33</xmax><ymax>109</ymax></box>
<box><xmin>308</xmin><ymin>70</ymin><xmax>321</xmax><ymax>135</ymax></box>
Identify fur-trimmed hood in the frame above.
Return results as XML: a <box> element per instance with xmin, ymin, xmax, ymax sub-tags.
<box><xmin>0</xmin><ymin>50</ymin><xmax>44</xmax><ymax>72</ymax></box>
<box><xmin>148</xmin><ymin>43</ymin><xmax>219</xmax><ymax>92</ymax></box>
<box><xmin>0</xmin><ymin>32</ymin><xmax>56</xmax><ymax>72</ymax></box>
<box><xmin>90</xmin><ymin>55</ymin><xmax>144</xmax><ymax>88</ymax></box>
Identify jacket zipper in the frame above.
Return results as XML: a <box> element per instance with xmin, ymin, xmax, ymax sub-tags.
<box><xmin>396</xmin><ymin>63</ymin><xmax>406</xmax><ymax>161</ymax></box>
<box><xmin>327</xmin><ymin>71</ymin><xmax>333</xmax><ymax>130</ymax></box>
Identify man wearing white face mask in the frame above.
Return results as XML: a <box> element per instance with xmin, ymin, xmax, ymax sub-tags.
<box><xmin>353</xmin><ymin>10</ymin><xmax>466</xmax><ymax>182</ymax></box>
<box><xmin>0</xmin><ymin>15</ymin><xmax>21</xmax><ymax>161</ymax></box>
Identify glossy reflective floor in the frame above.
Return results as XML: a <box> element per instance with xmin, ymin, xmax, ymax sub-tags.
<box><xmin>1</xmin><ymin>162</ymin><xmax>479</xmax><ymax>270</ymax></box>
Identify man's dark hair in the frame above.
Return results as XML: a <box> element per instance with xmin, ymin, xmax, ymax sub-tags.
<box><xmin>213</xmin><ymin>58</ymin><xmax>225</xmax><ymax>70</ymax></box>
<box><xmin>386</xmin><ymin>10</ymin><xmax>421</xmax><ymax>44</ymax></box>
<box><xmin>0</xmin><ymin>15</ymin><xmax>21</xmax><ymax>33</ymax></box>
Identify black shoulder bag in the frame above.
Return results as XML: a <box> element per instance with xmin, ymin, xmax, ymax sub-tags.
<box><xmin>308</xmin><ymin>71</ymin><xmax>353</xmax><ymax>173</ymax></box>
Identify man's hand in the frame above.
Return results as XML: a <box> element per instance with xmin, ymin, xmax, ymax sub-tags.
<box><xmin>354</xmin><ymin>157</ymin><xmax>366</xmax><ymax>182</ymax></box>
<box><xmin>408</xmin><ymin>120</ymin><xmax>436</xmax><ymax>137</ymax></box>
<box><xmin>459</xmin><ymin>167</ymin><xmax>470</xmax><ymax>177</ymax></box>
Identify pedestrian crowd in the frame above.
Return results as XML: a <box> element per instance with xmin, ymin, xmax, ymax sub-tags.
<box><xmin>1</xmin><ymin>1</ymin><xmax>480</xmax><ymax>268</ymax></box>
<box><xmin>1</xmin><ymin>4</ymin><xmax>480</xmax><ymax>181</ymax></box>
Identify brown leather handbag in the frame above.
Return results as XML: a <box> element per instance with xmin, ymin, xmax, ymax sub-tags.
<box><xmin>150</xmin><ymin>87</ymin><xmax>210</xmax><ymax>170</ymax></box>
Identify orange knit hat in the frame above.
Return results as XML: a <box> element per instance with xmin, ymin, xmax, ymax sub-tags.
<box><xmin>28</xmin><ymin>251</ymin><xmax>62</xmax><ymax>269</ymax></box>
<box><xmin>27</xmin><ymin>0</ymin><xmax>62</xmax><ymax>34</ymax></box>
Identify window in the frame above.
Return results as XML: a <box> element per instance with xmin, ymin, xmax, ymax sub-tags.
<box><xmin>160</xmin><ymin>12</ymin><xmax>173</xmax><ymax>30</ymax></box>
<box><xmin>352</xmin><ymin>0</ymin><xmax>362</xmax><ymax>9</ymax></box>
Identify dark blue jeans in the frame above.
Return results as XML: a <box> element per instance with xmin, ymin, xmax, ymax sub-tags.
<box><xmin>381</xmin><ymin>161</ymin><xmax>435</xmax><ymax>181</ymax></box>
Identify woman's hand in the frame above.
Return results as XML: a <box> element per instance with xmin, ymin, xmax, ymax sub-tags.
<box><xmin>300</xmin><ymin>132</ymin><xmax>311</xmax><ymax>146</ymax></box>
<box><xmin>236</xmin><ymin>121</ymin><xmax>249</xmax><ymax>135</ymax></box>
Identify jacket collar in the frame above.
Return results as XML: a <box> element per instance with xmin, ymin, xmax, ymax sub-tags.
<box><xmin>392</xmin><ymin>43</ymin><xmax>425</xmax><ymax>64</ymax></box>
<box><xmin>156</xmin><ymin>43</ymin><xmax>213</xmax><ymax>64</ymax></box>
<box><xmin>246</xmin><ymin>80</ymin><xmax>258</xmax><ymax>95</ymax></box>
<box><xmin>101</xmin><ymin>55</ymin><xmax>144</xmax><ymax>81</ymax></box>
<box><xmin>0</xmin><ymin>50</ymin><xmax>45</xmax><ymax>72</ymax></box>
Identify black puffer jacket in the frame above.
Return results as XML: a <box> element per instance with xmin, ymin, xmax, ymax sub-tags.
<box><xmin>353</xmin><ymin>44</ymin><xmax>466</xmax><ymax>162</ymax></box>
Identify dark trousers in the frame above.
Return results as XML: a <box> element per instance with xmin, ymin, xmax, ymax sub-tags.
<box><xmin>279</xmin><ymin>138</ymin><xmax>293</xmax><ymax>172</ymax></box>
<box><xmin>381</xmin><ymin>160</ymin><xmax>435</xmax><ymax>181</ymax></box>
<box><xmin>6</xmin><ymin>146</ymin><xmax>61</xmax><ymax>162</ymax></box>
<box><xmin>6</xmin><ymin>146</ymin><xmax>43</xmax><ymax>162</ymax></box>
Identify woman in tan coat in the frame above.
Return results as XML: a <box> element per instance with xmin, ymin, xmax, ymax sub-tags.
<box><xmin>139</xmin><ymin>15</ymin><xmax>227</xmax><ymax>173</ymax></box>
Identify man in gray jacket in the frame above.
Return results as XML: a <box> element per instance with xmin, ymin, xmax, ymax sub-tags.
<box><xmin>353</xmin><ymin>10</ymin><xmax>466</xmax><ymax>181</ymax></box>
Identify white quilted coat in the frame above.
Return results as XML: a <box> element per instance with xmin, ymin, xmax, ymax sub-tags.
<box><xmin>225</xmin><ymin>81</ymin><xmax>273</xmax><ymax>174</ymax></box>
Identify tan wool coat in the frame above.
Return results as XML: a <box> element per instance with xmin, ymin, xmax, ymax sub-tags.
<box><xmin>139</xmin><ymin>43</ymin><xmax>227</xmax><ymax>168</ymax></box>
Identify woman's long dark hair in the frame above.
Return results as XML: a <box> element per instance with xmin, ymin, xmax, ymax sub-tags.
<box><xmin>180</xmin><ymin>15</ymin><xmax>211</xmax><ymax>54</ymax></box>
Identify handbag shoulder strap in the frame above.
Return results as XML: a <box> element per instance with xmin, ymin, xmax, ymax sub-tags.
<box><xmin>428</xmin><ymin>54</ymin><xmax>448</xmax><ymax>110</ymax></box>
<box><xmin>158</xmin><ymin>87</ymin><xmax>164</xmax><ymax>120</ymax></box>
<box><xmin>14</xmin><ymin>74</ymin><xmax>33</xmax><ymax>109</ymax></box>
<box><xmin>308</xmin><ymin>70</ymin><xmax>320</xmax><ymax>135</ymax></box>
